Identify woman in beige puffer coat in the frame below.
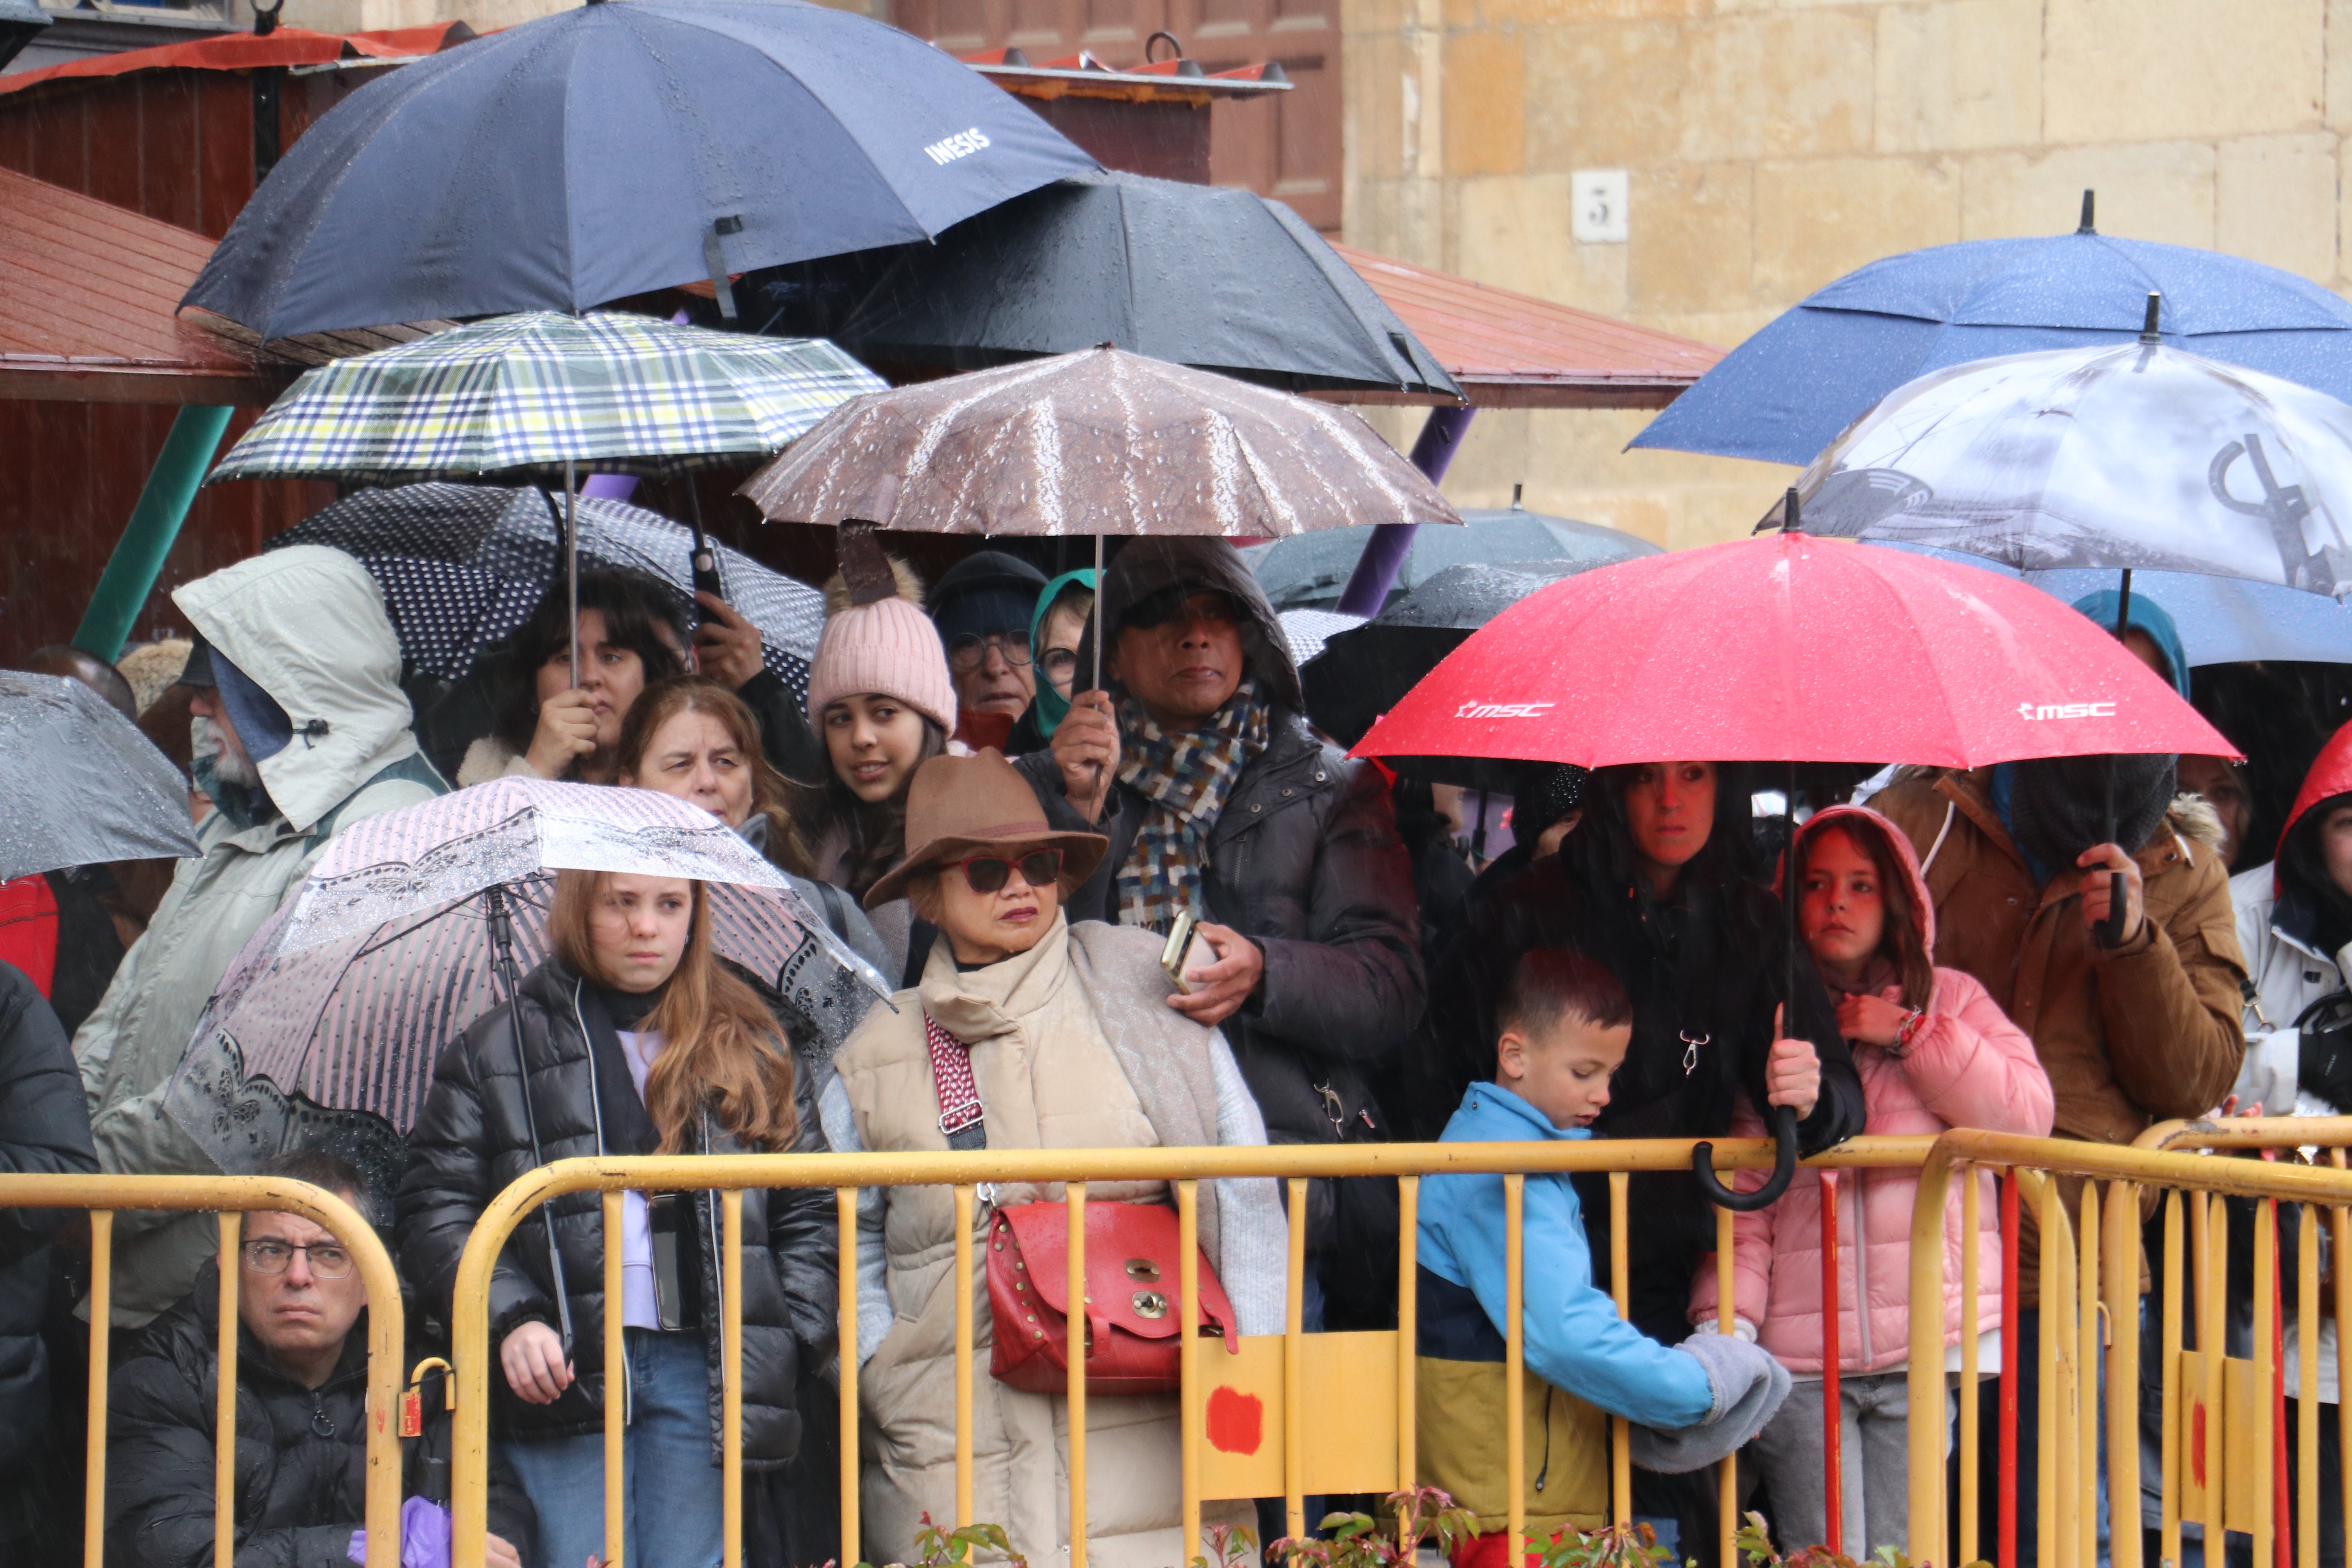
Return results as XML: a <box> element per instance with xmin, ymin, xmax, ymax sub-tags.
<box><xmin>831</xmin><ymin>750</ymin><xmax>1285</xmax><ymax>1568</ymax></box>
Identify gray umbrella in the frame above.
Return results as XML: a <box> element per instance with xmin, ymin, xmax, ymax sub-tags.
<box><xmin>749</xmin><ymin>170</ymin><xmax>1461</xmax><ymax>401</ymax></box>
<box><xmin>1242</xmin><ymin>503</ymin><xmax>1660</xmax><ymax>611</ymax></box>
<box><xmin>0</xmin><ymin>673</ymin><xmax>201</xmax><ymax>881</ymax></box>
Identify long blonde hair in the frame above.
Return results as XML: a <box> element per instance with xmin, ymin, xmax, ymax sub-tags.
<box><xmin>550</xmin><ymin>870</ymin><xmax>799</xmax><ymax>1153</ymax></box>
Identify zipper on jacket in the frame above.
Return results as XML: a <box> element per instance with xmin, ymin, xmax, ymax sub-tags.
<box><xmin>1850</xmin><ymin>1169</ymin><xmax>1870</xmax><ymax>1368</ymax></box>
<box><xmin>310</xmin><ymin>1388</ymin><xmax>336</xmax><ymax>1439</ymax></box>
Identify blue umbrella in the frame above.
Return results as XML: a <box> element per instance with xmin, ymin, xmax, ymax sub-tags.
<box><xmin>1633</xmin><ymin>195</ymin><xmax>2352</xmax><ymax>465</ymax></box>
<box><xmin>184</xmin><ymin>0</ymin><xmax>1097</xmax><ymax>340</ymax></box>
<box><xmin>1882</xmin><ymin>545</ymin><xmax>2352</xmax><ymax>666</ymax></box>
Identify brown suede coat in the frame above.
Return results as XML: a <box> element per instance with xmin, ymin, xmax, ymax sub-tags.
<box><xmin>1874</xmin><ymin>769</ymin><xmax>2248</xmax><ymax>1307</ymax></box>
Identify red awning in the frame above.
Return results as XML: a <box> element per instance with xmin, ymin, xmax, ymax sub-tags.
<box><xmin>0</xmin><ymin>165</ymin><xmax>442</xmax><ymax>403</ymax></box>
<box><xmin>1330</xmin><ymin>243</ymin><xmax>1723</xmax><ymax>409</ymax></box>
<box><xmin>0</xmin><ymin>20</ymin><xmax>472</xmax><ymax>97</ymax></box>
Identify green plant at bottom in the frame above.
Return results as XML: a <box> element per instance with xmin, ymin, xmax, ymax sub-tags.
<box><xmin>1263</xmin><ymin>1485</ymin><xmax>1480</xmax><ymax>1568</ymax></box>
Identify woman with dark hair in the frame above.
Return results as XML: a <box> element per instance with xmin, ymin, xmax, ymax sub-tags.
<box><xmin>1691</xmin><ymin>805</ymin><xmax>2048</xmax><ymax>1556</ymax></box>
<box><xmin>458</xmin><ymin>570</ymin><xmax>690</xmax><ymax>787</ymax></box>
<box><xmin>396</xmin><ymin>869</ymin><xmax>835</xmax><ymax>1568</ymax></box>
<box><xmin>1425</xmin><ymin>759</ymin><xmax>1863</xmax><ymax>1561</ymax></box>
<box><xmin>786</xmin><ymin>537</ymin><xmax>956</xmax><ymax>984</ymax></box>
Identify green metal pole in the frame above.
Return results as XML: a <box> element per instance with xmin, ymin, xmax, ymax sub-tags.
<box><xmin>73</xmin><ymin>405</ymin><xmax>234</xmax><ymax>662</ymax></box>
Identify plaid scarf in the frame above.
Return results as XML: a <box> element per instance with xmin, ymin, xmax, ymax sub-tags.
<box><xmin>1114</xmin><ymin>680</ymin><xmax>1272</xmax><ymax>933</ymax></box>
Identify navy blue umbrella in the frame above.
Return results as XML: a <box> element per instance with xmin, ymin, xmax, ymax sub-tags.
<box><xmin>184</xmin><ymin>0</ymin><xmax>1097</xmax><ymax>340</ymax></box>
<box><xmin>1632</xmin><ymin>194</ymin><xmax>2352</xmax><ymax>465</ymax></box>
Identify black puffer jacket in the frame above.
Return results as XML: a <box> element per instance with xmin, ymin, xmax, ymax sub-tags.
<box><xmin>1423</xmin><ymin>769</ymin><xmax>1866</xmax><ymax>1341</ymax></box>
<box><xmin>396</xmin><ymin>958</ymin><xmax>835</xmax><ymax>1463</ymax></box>
<box><xmin>1014</xmin><ymin>537</ymin><xmax>1425</xmax><ymax>1147</ymax></box>
<box><xmin>0</xmin><ymin>961</ymin><xmax>96</xmax><ymax>1542</ymax></box>
<box><xmin>105</xmin><ymin>1261</ymin><xmax>536</xmax><ymax>1568</ymax></box>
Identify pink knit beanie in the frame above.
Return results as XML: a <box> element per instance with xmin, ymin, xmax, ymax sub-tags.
<box><xmin>803</xmin><ymin>526</ymin><xmax>958</xmax><ymax>733</ymax></box>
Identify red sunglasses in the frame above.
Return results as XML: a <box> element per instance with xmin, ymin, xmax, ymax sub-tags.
<box><xmin>947</xmin><ymin>848</ymin><xmax>1063</xmax><ymax>895</ymax></box>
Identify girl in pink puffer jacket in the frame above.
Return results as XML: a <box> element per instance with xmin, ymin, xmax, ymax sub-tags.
<box><xmin>1689</xmin><ymin>804</ymin><xmax>2051</xmax><ymax>1555</ymax></box>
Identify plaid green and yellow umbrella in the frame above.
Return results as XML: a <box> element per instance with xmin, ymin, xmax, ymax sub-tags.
<box><xmin>210</xmin><ymin>309</ymin><xmax>885</xmax><ymax>684</ymax></box>
<box><xmin>211</xmin><ymin>310</ymin><xmax>886</xmax><ymax>485</ymax></box>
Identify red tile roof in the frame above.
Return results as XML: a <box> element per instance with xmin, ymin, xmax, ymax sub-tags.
<box><xmin>1330</xmin><ymin>243</ymin><xmax>1724</xmax><ymax>409</ymax></box>
<box><xmin>0</xmin><ymin>22</ymin><xmax>471</xmax><ymax>98</ymax></box>
<box><xmin>0</xmin><ymin>166</ymin><xmax>445</xmax><ymax>403</ymax></box>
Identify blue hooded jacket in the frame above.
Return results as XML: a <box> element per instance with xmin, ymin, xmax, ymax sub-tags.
<box><xmin>1418</xmin><ymin>1081</ymin><xmax>1715</xmax><ymax>1426</ymax></box>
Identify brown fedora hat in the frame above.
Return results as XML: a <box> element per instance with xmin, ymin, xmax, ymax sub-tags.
<box><xmin>862</xmin><ymin>748</ymin><xmax>1109</xmax><ymax>910</ymax></box>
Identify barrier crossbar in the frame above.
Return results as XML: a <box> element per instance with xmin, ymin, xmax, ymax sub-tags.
<box><xmin>440</xmin><ymin>1132</ymin><xmax>2352</xmax><ymax>1568</ymax></box>
<box><xmin>0</xmin><ymin>1173</ymin><xmax>406</xmax><ymax>1568</ymax></box>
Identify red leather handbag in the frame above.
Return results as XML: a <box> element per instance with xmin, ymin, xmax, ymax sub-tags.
<box><xmin>986</xmin><ymin>1200</ymin><xmax>1242</xmax><ymax>1395</ymax></box>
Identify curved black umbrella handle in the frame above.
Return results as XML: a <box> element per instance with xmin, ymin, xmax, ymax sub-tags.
<box><xmin>1691</xmin><ymin>1103</ymin><xmax>1801</xmax><ymax>1212</ymax></box>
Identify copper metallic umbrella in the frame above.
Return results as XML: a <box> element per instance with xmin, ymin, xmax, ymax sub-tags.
<box><xmin>739</xmin><ymin>344</ymin><xmax>1463</xmax><ymax>685</ymax></box>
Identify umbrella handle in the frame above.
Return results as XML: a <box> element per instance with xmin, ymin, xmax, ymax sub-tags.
<box><xmin>1692</xmin><ymin>1103</ymin><xmax>1800</xmax><ymax>1212</ymax></box>
<box><xmin>2096</xmin><ymin>870</ymin><xmax>2129</xmax><ymax>949</ymax></box>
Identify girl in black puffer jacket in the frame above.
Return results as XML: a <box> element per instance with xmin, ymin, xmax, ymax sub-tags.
<box><xmin>397</xmin><ymin>871</ymin><xmax>836</xmax><ymax>1568</ymax></box>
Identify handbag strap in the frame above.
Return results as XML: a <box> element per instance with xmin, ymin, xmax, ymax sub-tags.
<box><xmin>924</xmin><ymin>1011</ymin><xmax>988</xmax><ymax>1152</ymax></box>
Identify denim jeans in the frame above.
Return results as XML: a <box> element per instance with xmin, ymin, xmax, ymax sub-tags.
<box><xmin>505</xmin><ymin>1328</ymin><xmax>724</xmax><ymax>1568</ymax></box>
<box><xmin>1974</xmin><ymin>1308</ymin><xmax>2111</xmax><ymax>1568</ymax></box>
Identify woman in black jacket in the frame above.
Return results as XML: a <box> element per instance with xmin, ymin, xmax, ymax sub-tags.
<box><xmin>397</xmin><ymin>871</ymin><xmax>835</xmax><ymax>1568</ymax></box>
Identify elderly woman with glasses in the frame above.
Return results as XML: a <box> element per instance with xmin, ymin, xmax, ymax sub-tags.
<box><xmin>828</xmin><ymin>748</ymin><xmax>1284</xmax><ymax>1568</ymax></box>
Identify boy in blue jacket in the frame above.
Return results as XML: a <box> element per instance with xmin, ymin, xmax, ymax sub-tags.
<box><xmin>1417</xmin><ymin>949</ymin><xmax>1789</xmax><ymax>1567</ymax></box>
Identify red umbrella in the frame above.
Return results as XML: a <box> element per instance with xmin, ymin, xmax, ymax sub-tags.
<box><xmin>1351</xmin><ymin>529</ymin><xmax>2236</xmax><ymax>771</ymax></box>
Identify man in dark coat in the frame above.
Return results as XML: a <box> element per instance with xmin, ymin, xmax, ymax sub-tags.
<box><xmin>0</xmin><ymin>960</ymin><xmax>98</xmax><ymax>1558</ymax></box>
<box><xmin>105</xmin><ymin>1149</ymin><xmax>535</xmax><ymax>1568</ymax></box>
<box><xmin>1016</xmin><ymin>536</ymin><xmax>1423</xmax><ymax>1324</ymax></box>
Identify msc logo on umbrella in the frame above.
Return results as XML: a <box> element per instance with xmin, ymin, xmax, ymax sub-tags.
<box><xmin>924</xmin><ymin>129</ymin><xmax>993</xmax><ymax>165</ymax></box>
<box><xmin>2018</xmin><ymin>700</ymin><xmax>2118</xmax><ymax>721</ymax></box>
<box><xmin>1452</xmin><ymin>701</ymin><xmax>1554</xmax><ymax>719</ymax></box>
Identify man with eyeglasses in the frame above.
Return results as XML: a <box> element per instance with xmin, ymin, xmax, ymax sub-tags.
<box><xmin>927</xmin><ymin>550</ymin><xmax>1049</xmax><ymax>727</ymax></box>
<box><xmin>1013</xmin><ymin>536</ymin><xmax>1422</xmax><ymax>1335</ymax></box>
<box><xmin>107</xmin><ymin>1149</ymin><xmax>534</xmax><ymax>1568</ymax></box>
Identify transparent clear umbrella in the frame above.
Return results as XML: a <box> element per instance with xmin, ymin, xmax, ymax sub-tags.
<box><xmin>1777</xmin><ymin>337</ymin><xmax>2352</xmax><ymax>596</ymax></box>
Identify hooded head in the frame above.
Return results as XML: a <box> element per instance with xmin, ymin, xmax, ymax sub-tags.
<box><xmin>1077</xmin><ymin>537</ymin><xmax>1301</xmax><ymax>716</ymax></box>
<box><xmin>1027</xmin><ymin>568</ymin><xmax>1098</xmax><ymax>739</ymax></box>
<box><xmin>1785</xmin><ymin>804</ymin><xmax>1936</xmax><ymax>1012</ymax></box>
<box><xmin>2270</xmin><ymin>720</ymin><xmax>2352</xmax><ymax>953</ymax></box>
<box><xmin>2069</xmin><ymin>588</ymin><xmax>2192</xmax><ymax>700</ymax></box>
<box><xmin>171</xmin><ymin>545</ymin><xmax>417</xmax><ymax>833</ymax></box>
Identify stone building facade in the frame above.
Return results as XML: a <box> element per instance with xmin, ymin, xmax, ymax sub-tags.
<box><xmin>1343</xmin><ymin>0</ymin><xmax>2347</xmax><ymax>547</ymax></box>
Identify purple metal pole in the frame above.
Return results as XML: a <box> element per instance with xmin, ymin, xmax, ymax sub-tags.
<box><xmin>1333</xmin><ymin>405</ymin><xmax>1474</xmax><ymax>616</ymax></box>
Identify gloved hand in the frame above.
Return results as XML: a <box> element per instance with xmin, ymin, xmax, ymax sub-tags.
<box><xmin>2297</xmin><ymin>989</ymin><xmax>2352</xmax><ymax>1112</ymax></box>
<box><xmin>1626</xmin><ymin>1332</ymin><xmax>1791</xmax><ymax>1475</ymax></box>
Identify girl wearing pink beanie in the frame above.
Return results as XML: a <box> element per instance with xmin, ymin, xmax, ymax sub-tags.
<box><xmin>791</xmin><ymin>525</ymin><xmax>957</xmax><ymax>981</ymax></box>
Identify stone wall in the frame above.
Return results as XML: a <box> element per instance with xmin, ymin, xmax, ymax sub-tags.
<box><xmin>1345</xmin><ymin>0</ymin><xmax>2346</xmax><ymax>549</ymax></box>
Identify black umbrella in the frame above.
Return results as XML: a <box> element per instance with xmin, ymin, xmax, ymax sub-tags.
<box><xmin>266</xmin><ymin>483</ymin><xmax>824</xmax><ymax>695</ymax></box>
<box><xmin>1243</xmin><ymin>501</ymin><xmax>1660</xmax><ymax>612</ymax></box>
<box><xmin>183</xmin><ymin>0</ymin><xmax>1098</xmax><ymax>339</ymax></box>
<box><xmin>739</xmin><ymin>169</ymin><xmax>1461</xmax><ymax>400</ymax></box>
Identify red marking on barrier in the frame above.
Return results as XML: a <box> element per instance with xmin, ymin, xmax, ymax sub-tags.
<box><xmin>2192</xmin><ymin>1403</ymin><xmax>2208</xmax><ymax>1487</ymax></box>
<box><xmin>1207</xmin><ymin>1387</ymin><xmax>1263</xmax><ymax>1454</ymax></box>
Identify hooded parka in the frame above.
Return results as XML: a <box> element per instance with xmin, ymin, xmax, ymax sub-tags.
<box><xmin>105</xmin><ymin>1259</ymin><xmax>536</xmax><ymax>1568</ymax></box>
<box><xmin>396</xmin><ymin>958</ymin><xmax>835</xmax><ymax>1462</ymax></box>
<box><xmin>1873</xmin><ymin>768</ymin><xmax>2247</xmax><ymax>1307</ymax></box>
<box><xmin>76</xmin><ymin>546</ymin><xmax>445</xmax><ymax>1327</ymax></box>
<box><xmin>2232</xmin><ymin>721</ymin><xmax>2352</xmax><ymax>1117</ymax></box>
<box><xmin>834</xmin><ymin>915</ymin><xmax>1285</xmax><ymax>1568</ymax></box>
<box><xmin>1687</xmin><ymin>806</ymin><xmax>2052</xmax><ymax>1372</ymax></box>
<box><xmin>1011</xmin><ymin>539</ymin><xmax>1423</xmax><ymax>1165</ymax></box>
<box><xmin>0</xmin><ymin>960</ymin><xmax>97</xmax><ymax>1549</ymax></box>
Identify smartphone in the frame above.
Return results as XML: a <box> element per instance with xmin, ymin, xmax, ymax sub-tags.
<box><xmin>1159</xmin><ymin>909</ymin><xmax>1215</xmax><ymax>994</ymax></box>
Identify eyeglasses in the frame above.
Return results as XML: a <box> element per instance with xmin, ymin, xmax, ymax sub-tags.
<box><xmin>945</xmin><ymin>630</ymin><xmax>1033</xmax><ymax>671</ymax></box>
<box><xmin>947</xmin><ymin>848</ymin><xmax>1063</xmax><ymax>894</ymax></box>
<box><xmin>242</xmin><ymin>1238</ymin><xmax>356</xmax><ymax>1279</ymax></box>
<box><xmin>1040</xmin><ymin>648</ymin><xmax>1080</xmax><ymax>682</ymax></box>
<box><xmin>1122</xmin><ymin>587</ymin><xmax>1243</xmax><ymax>632</ymax></box>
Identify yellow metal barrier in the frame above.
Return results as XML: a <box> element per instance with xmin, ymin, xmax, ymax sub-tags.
<box><xmin>443</xmin><ymin>1131</ymin><xmax>2352</xmax><ymax>1568</ymax></box>
<box><xmin>0</xmin><ymin>1172</ymin><xmax>405</xmax><ymax>1568</ymax></box>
